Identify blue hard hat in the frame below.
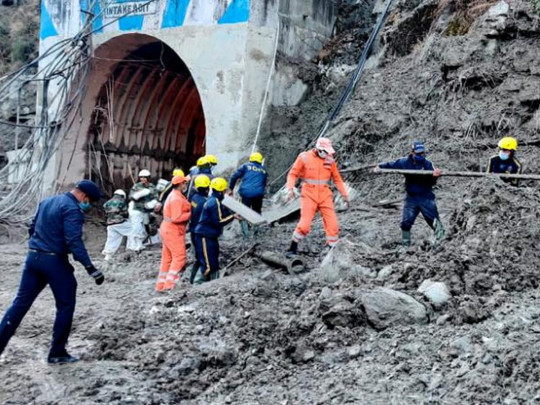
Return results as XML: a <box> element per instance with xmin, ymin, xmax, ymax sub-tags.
<box><xmin>76</xmin><ymin>180</ymin><xmax>102</xmax><ymax>202</ymax></box>
<box><xmin>412</xmin><ymin>141</ymin><xmax>425</xmax><ymax>153</ymax></box>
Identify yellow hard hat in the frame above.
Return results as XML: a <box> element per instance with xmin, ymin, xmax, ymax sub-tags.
<box><xmin>194</xmin><ymin>174</ymin><xmax>211</xmax><ymax>189</ymax></box>
<box><xmin>210</xmin><ymin>177</ymin><xmax>228</xmax><ymax>192</ymax></box>
<box><xmin>498</xmin><ymin>137</ymin><xmax>517</xmax><ymax>151</ymax></box>
<box><xmin>206</xmin><ymin>154</ymin><xmax>218</xmax><ymax>165</ymax></box>
<box><xmin>172</xmin><ymin>168</ymin><xmax>184</xmax><ymax>177</ymax></box>
<box><xmin>196</xmin><ymin>156</ymin><xmax>209</xmax><ymax>167</ymax></box>
<box><xmin>250</xmin><ymin>152</ymin><xmax>263</xmax><ymax>164</ymax></box>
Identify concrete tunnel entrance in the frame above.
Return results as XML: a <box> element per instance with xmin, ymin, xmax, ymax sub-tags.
<box><xmin>86</xmin><ymin>34</ymin><xmax>205</xmax><ymax>194</ymax></box>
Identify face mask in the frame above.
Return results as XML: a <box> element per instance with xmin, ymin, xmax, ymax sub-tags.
<box><xmin>79</xmin><ymin>201</ymin><xmax>91</xmax><ymax>213</ymax></box>
<box><xmin>316</xmin><ymin>149</ymin><xmax>328</xmax><ymax>158</ymax></box>
<box><xmin>499</xmin><ymin>151</ymin><xmax>510</xmax><ymax>161</ymax></box>
<box><xmin>414</xmin><ymin>154</ymin><xmax>425</xmax><ymax>163</ymax></box>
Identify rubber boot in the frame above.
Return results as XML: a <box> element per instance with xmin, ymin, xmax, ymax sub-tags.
<box><xmin>402</xmin><ymin>230</ymin><xmax>411</xmax><ymax>247</ymax></box>
<box><xmin>240</xmin><ymin>220</ymin><xmax>250</xmax><ymax>239</ymax></box>
<box><xmin>286</xmin><ymin>241</ymin><xmax>298</xmax><ymax>258</ymax></box>
<box><xmin>432</xmin><ymin>219</ymin><xmax>446</xmax><ymax>248</ymax></box>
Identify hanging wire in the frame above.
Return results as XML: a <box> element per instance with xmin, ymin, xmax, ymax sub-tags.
<box><xmin>0</xmin><ymin>0</ymin><xmax>159</xmax><ymax>225</ymax></box>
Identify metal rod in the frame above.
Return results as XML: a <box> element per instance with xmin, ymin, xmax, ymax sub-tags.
<box><xmin>254</xmin><ymin>250</ymin><xmax>305</xmax><ymax>275</ymax></box>
<box><xmin>221</xmin><ymin>244</ymin><xmax>258</xmax><ymax>277</ymax></box>
<box><xmin>375</xmin><ymin>169</ymin><xmax>540</xmax><ymax>180</ymax></box>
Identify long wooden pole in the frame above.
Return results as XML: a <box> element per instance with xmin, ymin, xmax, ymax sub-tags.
<box><xmin>374</xmin><ymin>169</ymin><xmax>540</xmax><ymax>180</ymax></box>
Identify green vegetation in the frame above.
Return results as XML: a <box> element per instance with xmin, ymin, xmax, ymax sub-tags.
<box><xmin>0</xmin><ymin>0</ymin><xmax>40</xmax><ymax>74</ymax></box>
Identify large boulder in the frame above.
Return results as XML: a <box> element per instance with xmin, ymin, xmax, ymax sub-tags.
<box><xmin>360</xmin><ymin>287</ymin><xmax>428</xmax><ymax>330</ymax></box>
<box><xmin>418</xmin><ymin>280</ymin><xmax>452</xmax><ymax>309</ymax></box>
<box><xmin>318</xmin><ymin>237</ymin><xmax>376</xmax><ymax>283</ymax></box>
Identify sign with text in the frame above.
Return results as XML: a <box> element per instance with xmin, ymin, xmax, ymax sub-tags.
<box><xmin>103</xmin><ymin>1</ymin><xmax>157</xmax><ymax>19</ymax></box>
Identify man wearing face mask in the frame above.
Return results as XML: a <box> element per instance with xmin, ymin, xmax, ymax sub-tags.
<box><xmin>487</xmin><ymin>137</ymin><xmax>522</xmax><ymax>186</ymax></box>
<box><xmin>285</xmin><ymin>137</ymin><xmax>349</xmax><ymax>257</ymax></box>
<box><xmin>0</xmin><ymin>180</ymin><xmax>105</xmax><ymax>364</ymax></box>
<box><xmin>375</xmin><ymin>142</ymin><xmax>445</xmax><ymax>249</ymax></box>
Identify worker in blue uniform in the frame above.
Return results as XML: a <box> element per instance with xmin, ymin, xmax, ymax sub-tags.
<box><xmin>0</xmin><ymin>180</ymin><xmax>105</xmax><ymax>364</ymax></box>
<box><xmin>375</xmin><ymin>142</ymin><xmax>445</xmax><ymax>248</ymax></box>
<box><xmin>228</xmin><ymin>152</ymin><xmax>268</xmax><ymax>238</ymax></box>
<box><xmin>193</xmin><ymin>177</ymin><xmax>235</xmax><ymax>283</ymax></box>
<box><xmin>188</xmin><ymin>174</ymin><xmax>210</xmax><ymax>284</ymax></box>
<box><xmin>487</xmin><ymin>136</ymin><xmax>522</xmax><ymax>186</ymax></box>
<box><xmin>187</xmin><ymin>156</ymin><xmax>214</xmax><ymax>200</ymax></box>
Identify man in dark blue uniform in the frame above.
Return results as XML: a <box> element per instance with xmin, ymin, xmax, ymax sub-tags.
<box><xmin>375</xmin><ymin>142</ymin><xmax>445</xmax><ymax>248</ymax></box>
<box><xmin>193</xmin><ymin>177</ymin><xmax>235</xmax><ymax>283</ymax></box>
<box><xmin>0</xmin><ymin>180</ymin><xmax>105</xmax><ymax>364</ymax></box>
<box><xmin>487</xmin><ymin>136</ymin><xmax>522</xmax><ymax>186</ymax></box>
<box><xmin>188</xmin><ymin>174</ymin><xmax>210</xmax><ymax>284</ymax></box>
<box><xmin>229</xmin><ymin>152</ymin><xmax>268</xmax><ymax>214</ymax></box>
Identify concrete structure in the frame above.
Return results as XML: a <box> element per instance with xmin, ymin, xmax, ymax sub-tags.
<box><xmin>38</xmin><ymin>0</ymin><xmax>336</xmax><ymax>193</ymax></box>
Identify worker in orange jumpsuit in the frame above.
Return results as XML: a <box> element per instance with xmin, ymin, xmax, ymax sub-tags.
<box><xmin>285</xmin><ymin>137</ymin><xmax>349</xmax><ymax>257</ymax></box>
<box><xmin>156</xmin><ymin>171</ymin><xmax>191</xmax><ymax>292</ymax></box>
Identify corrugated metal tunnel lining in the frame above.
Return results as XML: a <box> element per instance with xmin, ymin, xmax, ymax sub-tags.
<box><xmin>87</xmin><ymin>35</ymin><xmax>205</xmax><ymax>194</ymax></box>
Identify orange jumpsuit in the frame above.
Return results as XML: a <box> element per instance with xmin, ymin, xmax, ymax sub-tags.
<box><xmin>286</xmin><ymin>150</ymin><xmax>348</xmax><ymax>246</ymax></box>
<box><xmin>157</xmin><ymin>189</ymin><xmax>191</xmax><ymax>290</ymax></box>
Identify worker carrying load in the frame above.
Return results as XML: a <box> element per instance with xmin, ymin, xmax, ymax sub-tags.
<box><xmin>375</xmin><ymin>141</ymin><xmax>445</xmax><ymax>249</ymax></box>
<box><xmin>188</xmin><ymin>174</ymin><xmax>211</xmax><ymax>283</ymax></box>
<box><xmin>193</xmin><ymin>177</ymin><xmax>235</xmax><ymax>283</ymax></box>
<box><xmin>155</xmin><ymin>167</ymin><xmax>184</xmax><ymax>213</ymax></box>
<box><xmin>156</xmin><ymin>171</ymin><xmax>191</xmax><ymax>292</ymax></box>
<box><xmin>228</xmin><ymin>151</ymin><xmax>268</xmax><ymax>238</ymax></box>
<box><xmin>127</xmin><ymin>169</ymin><xmax>159</xmax><ymax>252</ymax></box>
<box><xmin>487</xmin><ymin>136</ymin><xmax>522</xmax><ymax>186</ymax></box>
<box><xmin>102</xmin><ymin>189</ymin><xmax>131</xmax><ymax>261</ymax></box>
<box><xmin>285</xmin><ymin>137</ymin><xmax>349</xmax><ymax>257</ymax></box>
<box><xmin>187</xmin><ymin>156</ymin><xmax>214</xmax><ymax>199</ymax></box>
<box><xmin>0</xmin><ymin>180</ymin><xmax>105</xmax><ymax>364</ymax></box>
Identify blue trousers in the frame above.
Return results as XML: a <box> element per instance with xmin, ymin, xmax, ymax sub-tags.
<box><xmin>241</xmin><ymin>196</ymin><xmax>263</xmax><ymax>214</ymax></box>
<box><xmin>194</xmin><ymin>235</ymin><xmax>220</xmax><ymax>281</ymax></box>
<box><xmin>401</xmin><ymin>195</ymin><xmax>439</xmax><ymax>231</ymax></box>
<box><xmin>0</xmin><ymin>251</ymin><xmax>77</xmax><ymax>358</ymax></box>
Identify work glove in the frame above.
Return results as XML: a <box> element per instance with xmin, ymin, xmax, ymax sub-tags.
<box><xmin>86</xmin><ymin>265</ymin><xmax>105</xmax><ymax>285</ymax></box>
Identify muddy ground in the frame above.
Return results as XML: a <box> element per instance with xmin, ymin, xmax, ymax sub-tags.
<box><xmin>1</xmin><ymin>176</ymin><xmax>540</xmax><ymax>404</ymax></box>
<box><xmin>3</xmin><ymin>0</ymin><xmax>540</xmax><ymax>403</ymax></box>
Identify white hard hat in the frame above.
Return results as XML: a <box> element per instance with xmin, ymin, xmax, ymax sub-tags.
<box><xmin>138</xmin><ymin>169</ymin><xmax>151</xmax><ymax>177</ymax></box>
<box><xmin>113</xmin><ymin>189</ymin><xmax>126</xmax><ymax>198</ymax></box>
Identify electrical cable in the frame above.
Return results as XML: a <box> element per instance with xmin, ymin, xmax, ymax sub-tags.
<box><xmin>268</xmin><ymin>0</ymin><xmax>395</xmax><ymax>186</ymax></box>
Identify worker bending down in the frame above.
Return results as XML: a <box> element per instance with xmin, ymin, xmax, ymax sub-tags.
<box><xmin>285</xmin><ymin>137</ymin><xmax>349</xmax><ymax>257</ymax></box>
<box><xmin>102</xmin><ymin>189</ymin><xmax>130</xmax><ymax>261</ymax></box>
<box><xmin>375</xmin><ymin>141</ymin><xmax>445</xmax><ymax>248</ymax></box>
<box><xmin>487</xmin><ymin>136</ymin><xmax>522</xmax><ymax>186</ymax></box>
<box><xmin>188</xmin><ymin>174</ymin><xmax>211</xmax><ymax>284</ymax></box>
<box><xmin>193</xmin><ymin>177</ymin><xmax>235</xmax><ymax>283</ymax></box>
<box><xmin>156</xmin><ymin>172</ymin><xmax>191</xmax><ymax>292</ymax></box>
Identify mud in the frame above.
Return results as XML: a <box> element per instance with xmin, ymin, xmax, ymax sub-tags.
<box><xmin>3</xmin><ymin>0</ymin><xmax>540</xmax><ymax>404</ymax></box>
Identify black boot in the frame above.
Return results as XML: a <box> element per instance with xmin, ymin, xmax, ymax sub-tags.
<box><xmin>286</xmin><ymin>241</ymin><xmax>298</xmax><ymax>258</ymax></box>
<box><xmin>48</xmin><ymin>353</ymin><xmax>78</xmax><ymax>364</ymax></box>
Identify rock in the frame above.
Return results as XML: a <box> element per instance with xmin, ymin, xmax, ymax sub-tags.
<box><xmin>318</xmin><ymin>237</ymin><xmax>376</xmax><ymax>283</ymax></box>
<box><xmin>318</xmin><ymin>294</ymin><xmax>366</xmax><ymax>329</ymax></box>
<box><xmin>377</xmin><ymin>265</ymin><xmax>393</xmax><ymax>280</ymax></box>
<box><xmin>319</xmin><ymin>286</ymin><xmax>333</xmax><ymax>300</ymax></box>
<box><xmin>360</xmin><ymin>287</ymin><xmax>428</xmax><ymax>330</ymax></box>
<box><xmin>449</xmin><ymin>336</ymin><xmax>473</xmax><ymax>355</ymax></box>
<box><xmin>418</xmin><ymin>280</ymin><xmax>451</xmax><ymax>309</ymax></box>
<box><xmin>347</xmin><ymin>345</ymin><xmax>362</xmax><ymax>359</ymax></box>
<box><xmin>291</xmin><ymin>344</ymin><xmax>315</xmax><ymax>363</ymax></box>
